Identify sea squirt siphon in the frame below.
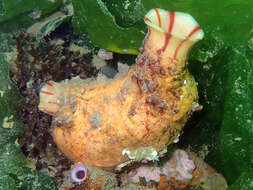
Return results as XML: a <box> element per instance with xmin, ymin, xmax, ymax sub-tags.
<box><xmin>39</xmin><ymin>8</ymin><xmax>204</xmax><ymax>167</ymax></box>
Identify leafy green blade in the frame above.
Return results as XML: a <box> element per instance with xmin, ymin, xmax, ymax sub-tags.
<box><xmin>228</xmin><ymin>171</ymin><xmax>253</xmax><ymax>190</ymax></box>
<box><xmin>0</xmin><ymin>0</ymin><xmax>63</xmax><ymax>32</ymax></box>
<box><xmin>103</xmin><ymin>0</ymin><xmax>146</xmax><ymax>28</ymax></box>
<box><xmin>72</xmin><ymin>0</ymin><xmax>145</xmax><ymax>54</ymax></box>
<box><xmin>219</xmin><ymin>47</ymin><xmax>253</xmax><ymax>183</ymax></box>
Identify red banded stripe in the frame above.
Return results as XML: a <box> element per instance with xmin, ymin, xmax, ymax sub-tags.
<box><xmin>168</xmin><ymin>12</ymin><xmax>175</xmax><ymax>33</ymax></box>
<box><xmin>46</xmin><ymin>82</ymin><xmax>53</xmax><ymax>86</ymax></box>
<box><xmin>187</xmin><ymin>26</ymin><xmax>201</xmax><ymax>38</ymax></box>
<box><xmin>154</xmin><ymin>8</ymin><xmax>162</xmax><ymax>27</ymax></box>
<box><xmin>173</xmin><ymin>26</ymin><xmax>201</xmax><ymax>59</ymax></box>
<box><xmin>157</xmin><ymin>11</ymin><xmax>175</xmax><ymax>54</ymax></box>
<box><xmin>40</xmin><ymin>90</ymin><xmax>54</xmax><ymax>95</ymax></box>
<box><xmin>48</xmin><ymin>101</ymin><xmax>58</xmax><ymax>104</ymax></box>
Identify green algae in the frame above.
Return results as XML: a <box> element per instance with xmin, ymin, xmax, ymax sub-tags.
<box><xmin>0</xmin><ymin>0</ymin><xmax>63</xmax><ymax>32</ymax></box>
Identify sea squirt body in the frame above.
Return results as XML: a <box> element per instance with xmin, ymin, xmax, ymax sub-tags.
<box><xmin>39</xmin><ymin>8</ymin><xmax>204</xmax><ymax>167</ymax></box>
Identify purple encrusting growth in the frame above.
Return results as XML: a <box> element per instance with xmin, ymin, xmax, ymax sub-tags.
<box><xmin>71</xmin><ymin>164</ymin><xmax>87</xmax><ymax>183</ymax></box>
<box><xmin>127</xmin><ymin>149</ymin><xmax>195</xmax><ymax>183</ymax></box>
<box><xmin>162</xmin><ymin>149</ymin><xmax>195</xmax><ymax>180</ymax></box>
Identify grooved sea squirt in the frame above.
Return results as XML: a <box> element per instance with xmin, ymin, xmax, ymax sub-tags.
<box><xmin>38</xmin><ymin>8</ymin><xmax>204</xmax><ymax>167</ymax></box>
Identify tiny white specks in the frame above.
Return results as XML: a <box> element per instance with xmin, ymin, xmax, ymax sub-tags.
<box><xmin>183</xmin><ymin>80</ymin><xmax>187</xmax><ymax>84</ymax></box>
<box><xmin>159</xmin><ymin>148</ymin><xmax>167</xmax><ymax>156</ymax></box>
<box><xmin>3</xmin><ymin>115</ymin><xmax>14</xmax><ymax>129</ymax></box>
<box><xmin>140</xmin><ymin>30</ymin><xmax>145</xmax><ymax>35</ymax></box>
<box><xmin>124</xmin><ymin>0</ymin><xmax>130</xmax><ymax>10</ymax></box>
<box><xmin>26</xmin><ymin>79</ymin><xmax>33</xmax><ymax>88</ymax></box>
<box><xmin>97</xmin><ymin>49</ymin><xmax>113</xmax><ymax>60</ymax></box>
<box><xmin>122</xmin><ymin>149</ymin><xmax>130</xmax><ymax>156</ymax></box>
<box><xmin>15</xmin><ymin>139</ymin><xmax>20</xmax><ymax>146</ymax></box>
<box><xmin>235</xmin><ymin>89</ymin><xmax>242</xmax><ymax>94</ymax></box>
<box><xmin>28</xmin><ymin>10</ymin><xmax>42</xmax><ymax>19</ymax></box>
<box><xmin>203</xmin><ymin>64</ymin><xmax>211</xmax><ymax>70</ymax></box>
<box><xmin>173</xmin><ymin>134</ymin><xmax>180</xmax><ymax>143</ymax></box>
<box><xmin>192</xmin><ymin>102</ymin><xmax>200</xmax><ymax>112</ymax></box>
<box><xmin>0</xmin><ymin>90</ymin><xmax>4</xmax><ymax>97</ymax></box>
<box><xmin>234</xmin><ymin>137</ymin><xmax>242</xmax><ymax>141</ymax></box>
<box><xmin>151</xmin><ymin>151</ymin><xmax>158</xmax><ymax>157</ymax></box>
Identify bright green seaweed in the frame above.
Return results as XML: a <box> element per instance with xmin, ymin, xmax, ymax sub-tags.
<box><xmin>0</xmin><ymin>0</ymin><xmax>63</xmax><ymax>32</ymax></box>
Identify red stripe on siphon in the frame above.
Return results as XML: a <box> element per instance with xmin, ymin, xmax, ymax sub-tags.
<box><xmin>168</xmin><ymin>12</ymin><xmax>175</xmax><ymax>33</ymax></box>
<box><xmin>173</xmin><ymin>25</ymin><xmax>201</xmax><ymax>59</ymax></box>
<box><xmin>157</xmin><ymin>33</ymin><xmax>171</xmax><ymax>55</ymax></box>
<box><xmin>156</xmin><ymin>12</ymin><xmax>175</xmax><ymax>54</ymax></box>
<box><xmin>46</xmin><ymin>82</ymin><xmax>53</xmax><ymax>86</ymax></box>
<box><xmin>40</xmin><ymin>90</ymin><xmax>54</xmax><ymax>95</ymax></box>
<box><xmin>48</xmin><ymin>101</ymin><xmax>58</xmax><ymax>104</ymax></box>
<box><xmin>154</xmin><ymin>8</ymin><xmax>162</xmax><ymax>27</ymax></box>
<box><xmin>187</xmin><ymin>26</ymin><xmax>201</xmax><ymax>37</ymax></box>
